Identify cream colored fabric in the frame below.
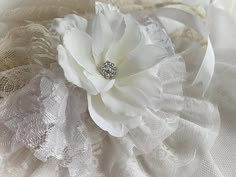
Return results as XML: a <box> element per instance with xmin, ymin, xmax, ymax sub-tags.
<box><xmin>0</xmin><ymin>0</ymin><xmax>235</xmax><ymax>177</ymax></box>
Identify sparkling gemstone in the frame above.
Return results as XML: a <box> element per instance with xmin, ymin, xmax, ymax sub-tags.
<box><xmin>99</xmin><ymin>61</ymin><xmax>117</xmax><ymax>80</ymax></box>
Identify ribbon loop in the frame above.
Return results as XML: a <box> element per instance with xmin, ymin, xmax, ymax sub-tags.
<box><xmin>156</xmin><ymin>8</ymin><xmax>215</xmax><ymax>96</ymax></box>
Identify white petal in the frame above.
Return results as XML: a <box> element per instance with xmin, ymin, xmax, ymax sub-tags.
<box><xmin>105</xmin><ymin>15</ymin><xmax>142</xmax><ymax>64</ymax></box>
<box><xmin>100</xmin><ymin>87</ymin><xmax>144</xmax><ymax>117</ymax></box>
<box><xmin>57</xmin><ymin>45</ymin><xmax>97</xmax><ymax>95</ymax></box>
<box><xmin>96</xmin><ymin>1</ymin><xmax>125</xmax><ymax>41</ymax></box>
<box><xmin>117</xmin><ymin>44</ymin><xmax>168</xmax><ymax>78</ymax></box>
<box><xmin>53</xmin><ymin>14</ymin><xmax>88</xmax><ymax>36</ymax></box>
<box><xmin>109</xmin><ymin>16</ymin><xmax>125</xmax><ymax>42</ymax></box>
<box><xmin>83</xmin><ymin>71</ymin><xmax>115</xmax><ymax>94</ymax></box>
<box><xmin>88</xmin><ymin>95</ymin><xmax>142</xmax><ymax>137</ymax></box>
<box><xmin>116</xmin><ymin>68</ymin><xmax>162</xmax><ymax>110</ymax></box>
<box><xmin>113</xmin><ymin>84</ymin><xmax>149</xmax><ymax>108</ymax></box>
<box><xmin>99</xmin><ymin>5</ymin><xmax>125</xmax><ymax>41</ymax></box>
<box><xmin>63</xmin><ymin>28</ymin><xmax>96</xmax><ymax>73</ymax></box>
<box><xmin>96</xmin><ymin>1</ymin><xmax>120</xmax><ymax>14</ymax></box>
<box><xmin>92</xmin><ymin>12</ymin><xmax>113</xmax><ymax>65</ymax></box>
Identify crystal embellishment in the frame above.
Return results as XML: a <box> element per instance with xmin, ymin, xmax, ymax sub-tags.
<box><xmin>99</xmin><ymin>61</ymin><xmax>117</xmax><ymax>80</ymax></box>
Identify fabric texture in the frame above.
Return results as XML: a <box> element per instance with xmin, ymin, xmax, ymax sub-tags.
<box><xmin>0</xmin><ymin>0</ymin><xmax>235</xmax><ymax>177</ymax></box>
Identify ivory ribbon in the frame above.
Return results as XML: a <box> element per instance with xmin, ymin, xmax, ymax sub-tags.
<box><xmin>156</xmin><ymin>8</ymin><xmax>215</xmax><ymax>96</ymax></box>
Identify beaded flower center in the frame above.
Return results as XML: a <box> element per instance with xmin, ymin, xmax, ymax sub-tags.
<box><xmin>99</xmin><ymin>61</ymin><xmax>117</xmax><ymax>80</ymax></box>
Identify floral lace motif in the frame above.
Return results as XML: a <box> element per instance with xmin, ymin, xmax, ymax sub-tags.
<box><xmin>0</xmin><ymin>1</ymin><xmax>220</xmax><ymax>177</ymax></box>
<box><xmin>0</xmin><ymin>72</ymin><xmax>98</xmax><ymax>177</ymax></box>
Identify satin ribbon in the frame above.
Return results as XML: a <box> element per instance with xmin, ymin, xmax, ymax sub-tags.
<box><xmin>156</xmin><ymin>8</ymin><xmax>215</xmax><ymax>96</ymax></box>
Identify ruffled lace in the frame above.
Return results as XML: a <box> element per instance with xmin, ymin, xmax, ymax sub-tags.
<box><xmin>0</xmin><ymin>1</ymin><xmax>220</xmax><ymax>177</ymax></box>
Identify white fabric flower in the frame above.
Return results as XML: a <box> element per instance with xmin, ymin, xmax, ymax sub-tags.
<box><xmin>0</xmin><ymin>1</ymin><xmax>222</xmax><ymax>177</ymax></box>
<box><xmin>54</xmin><ymin>3</ymin><xmax>172</xmax><ymax>137</ymax></box>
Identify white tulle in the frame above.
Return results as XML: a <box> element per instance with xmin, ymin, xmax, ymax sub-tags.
<box><xmin>1</xmin><ymin>0</ymin><xmax>236</xmax><ymax>177</ymax></box>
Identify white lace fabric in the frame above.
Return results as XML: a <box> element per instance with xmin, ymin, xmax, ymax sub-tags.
<box><xmin>0</xmin><ymin>0</ymin><xmax>230</xmax><ymax>177</ymax></box>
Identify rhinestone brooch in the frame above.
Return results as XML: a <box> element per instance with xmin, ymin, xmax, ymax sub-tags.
<box><xmin>99</xmin><ymin>61</ymin><xmax>117</xmax><ymax>80</ymax></box>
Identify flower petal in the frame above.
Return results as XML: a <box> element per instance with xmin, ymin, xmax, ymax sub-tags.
<box><xmin>92</xmin><ymin>12</ymin><xmax>113</xmax><ymax>65</ymax></box>
<box><xmin>116</xmin><ymin>68</ymin><xmax>162</xmax><ymax>110</ymax></box>
<box><xmin>96</xmin><ymin>1</ymin><xmax>120</xmax><ymax>14</ymax></box>
<box><xmin>63</xmin><ymin>28</ymin><xmax>96</xmax><ymax>73</ymax></box>
<box><xmin>57</xmin><ymin>45</ymin><xmax>97</xmax><ymax>95</ymax></box>
<box><xmin>98</xmin><ymin>4</ymin><xmax>125</xmax><ymax>42</ymax></box>
<box><xmin>113</xmin><ymin>84</ymin><xmax>149</xmax><ymax>108</ymax></box>
<box><xmin>117</xmin><ymin>44</ymin><xmax>168</xmax><ymax>78</ymax></box>
<box><xmin>105</xmin><ymin>15</ymin><xmax>142</xmax><ymax>64</ymax></box>
<box><xmin>88</xmin><ymin>95</ymin><xmax>142</xmax><ymax>137</ymax></box>
<box><xmin>53</xmin><ymin>14</ymin><xmax>88</xmax><ymax>36</ymax></box>
<box><xmin>100</xmin><ymin>87</ymin><xmax>144</xmax><ymax>117</ymax></box>
<box><xmin>96</xmin><ymin>1</ymin><xmax>124</xmax><ymax>39</ymax></box>
<box><xmin>83</xmin><ymin>70</ymin><xmax>115</xmax><ymax>94</ymax></box>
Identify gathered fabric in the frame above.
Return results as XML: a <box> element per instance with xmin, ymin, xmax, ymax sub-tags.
<box><xmin>0</xmin><ymin>1</ymin><xmax>235</xmax><ymax>177</ymax></box>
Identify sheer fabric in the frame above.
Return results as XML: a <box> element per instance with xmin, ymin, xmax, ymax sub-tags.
<box><xmin>0</xmin><ymin>0</ymin><xmax>235</xmax><ymax>177</ymax></box>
